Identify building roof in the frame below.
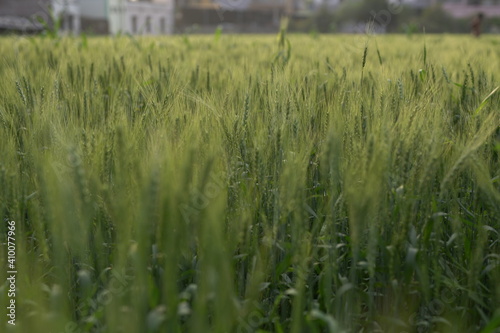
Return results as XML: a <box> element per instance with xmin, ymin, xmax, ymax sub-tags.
<box><xmin>0</xmin><ymin>16</ymin><xmax>44</xmax><ymax>31</ymax></box>
<box><xmin>442</xmin><ymin>4</ymin><xmax>500</xmax><ymax>18</ymax></box>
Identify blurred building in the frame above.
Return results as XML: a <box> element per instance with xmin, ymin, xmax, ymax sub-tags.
<box><xmin>81</xmin><ymin>0</ymin><xmax>174</xmax><ymax>35</ymax></box>
<box><xmin>442</xmin><ymin>1</ymin><xmax>500</xmax><ymax>18</ymax></box>
<box><xmin>399</xmin><ymin>0</ymin><xmax>500</xmax><ymax>18</ymax></box>
<box><xmin>177</xmin><ymin>0</ymin><xmax>294</xmax><ymax>32</ymax></box>
<box><xmin>0</xmin><ymin>0</ymin><xmax>174</xmax><ymax>35</ymax></box>
<box><xmin>52</xmin><ymin>0</ymin><xmax>81</xmax><ymax>34</ymax></box>
<box><xmin>401</xmin><ymin>0</ymin><xmax>500</xmax><ymax>15</ymax></box>
<box><xmin>0</xmin><ymin>0</ymin><xmax>48</xmax><ymax>33</ymax></box>
<box><xmin>3</xmin><ymin>0</ymin><xmax>500</xmax><ymax>34</ymax></box>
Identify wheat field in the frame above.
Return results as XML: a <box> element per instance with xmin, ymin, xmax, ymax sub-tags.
<box><xmin>0</xmin><ymin>34</ymin><xmax>499</xmax><ymax>332</ymax></box>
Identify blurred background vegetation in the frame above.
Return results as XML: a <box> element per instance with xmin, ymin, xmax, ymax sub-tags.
<box><xmin>2</xmin><ymin>0</ymin><xmax>500</xmax><ymax>35</ymax></box>
<box><xmin>290</xmin><ymin>0</ymin><xmax>500</xmax><ymax>34</ymax></box>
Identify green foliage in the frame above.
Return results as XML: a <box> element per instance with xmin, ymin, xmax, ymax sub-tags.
<box><xmin>0</xmin><ymin>35</ymin><xmax>499</xmax><ymax>333</ymax></box>
<box><xmin>417</xmin><ymin>5</ymin><xmax>468</xmax><ymax>33</ymax></box>
<box><xmin>274</xmin><ymin>18</ymin><xmax>292</xmax><ymax>68</ymax></box>
<box><xmin>313</xmin><ymin>7</ymin><xmax>338</xmax><ymax>33</ymax></box>
<box><xmin>36</xmin><ymin>9</ymin><xmax>62</xmax><ymax>39</ymax></box>
<box><xmin>213</xmin><ymin>25</ymin><xmax>222</xmax><ymax>43</ymax></box>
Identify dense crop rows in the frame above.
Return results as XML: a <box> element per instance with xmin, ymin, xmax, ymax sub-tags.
<box><xmin>0</xmin><ymin>34</ymin><xmax>499</xmax><ymax>332</ymax></box>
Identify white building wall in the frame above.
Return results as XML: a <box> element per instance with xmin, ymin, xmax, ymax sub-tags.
<box><xmin>108</xmin><ymin>0</ymin><xmax>174</xmax><ymax>35</ymax></box>
<box><xmin>50</xmin><ymin>0</ymin><xmax>174</xmax><ymax>35</ymax></box>
<box><xmin>79</xmin><ymin>0</ymin><xmax>107</xmax><ymax>19</ymax></box>
<box><xmin>107</xmin><ymin>0</ymin><xmax>125</xmax><ymax>34</ymax></box>
<box><xmin>109</xmin><ymin>0</ymin><xmax>174</xmax><ymax>35</ymax></box>
<box><xmin>52</xmin><ymin>0</ymin><xmax>81</xmax><ymax>34</ymax></box>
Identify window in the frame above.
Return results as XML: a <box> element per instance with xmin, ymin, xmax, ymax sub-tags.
<box><xmin>131</xmin><ymin>16</ymin><xmax>137</xmax><ymax>33</ymax></box>
<box><xmin>67</xmin><ymin>15</ymin><xmax>74</xmax><ymax>33</ymax></box>
<box><xmin>160</xmin><ymin>17</ymin><xmax>166</xmax><ymax>34</ymax></box>
<box><xmin>145</xmin><ymin>16</ymin><xmax>151</xmax><ymax>33</ymax></box>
